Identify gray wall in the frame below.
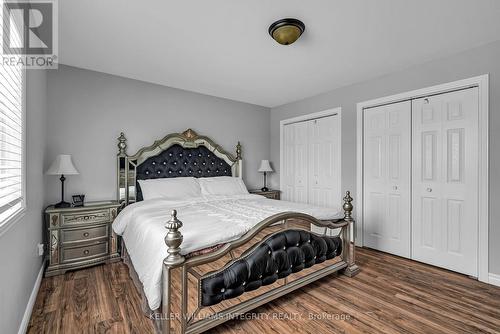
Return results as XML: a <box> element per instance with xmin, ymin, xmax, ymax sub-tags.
<box><xmin>271</xmin><ymin>40</ymin><xmax>500</xmax><ymax>275</ymax></box>
<box><xmin>46</xmin><ymin>65</ymin><xmax>271</xmax><ymax>204</ymax></box>
<box><xmin>0</xmin><ymin>70</ymin><xmax>47</xmax><ymax>334</ymax></box>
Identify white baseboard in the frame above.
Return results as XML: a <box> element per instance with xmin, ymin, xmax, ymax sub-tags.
<box><xmin>489</xmin><ymin>273</ymin><xmax>500</xmax><ymax>287</ymax></box>
<box><xmin>18</xmin><ymin>262</ymin><xmax>45</xmax><ymax>334</ymax></box>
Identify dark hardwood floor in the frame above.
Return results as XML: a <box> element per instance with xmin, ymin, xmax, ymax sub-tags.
<box><xmin>28</xmin><ymin>248</ymin><xmax>500</xmax><ymax>333</ymax></box>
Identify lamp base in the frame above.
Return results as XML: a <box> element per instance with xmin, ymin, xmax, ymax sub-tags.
<box><xmin>54</xmin><ymin>201</ymin><xmax>71</xmax><ymax>208</ymax></box>
<box><xmin>261</xmin><ymin>187</ymin><xmax>269</xmax><ymax>192</ymax></box>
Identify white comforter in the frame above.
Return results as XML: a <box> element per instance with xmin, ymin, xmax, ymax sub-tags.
<box><xmin>112</xmin><ymin>194</ymin><xmax>342</xmax><ymax>310</ymax></box>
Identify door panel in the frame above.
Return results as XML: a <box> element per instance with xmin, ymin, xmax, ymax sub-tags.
<box><xmin>421</xmin><ymin>196</ymin><xmax>439</xmax><ymax>248</ymax></box>
<box><xmin>283</xmin><ymin>122</ymin><xmax>309</xmax><ymax>203</ymax></box>
<box><xmin>308</xmin><ymin>116</ymin><xmax>341</xmax><ymax>208</ymax></box>
<box><xmin>363</xmin><ymin>101</ymin><xmax>411</xmax><ymax>258</ymax></box>
<box><xmin>282</xmin><ymin>124</ymin><xmax>295</xmax><ymax>201</ymax></box>
<box><xmin>421</xmin><ymin>131</ymin><xmax>438</xmax><ymax>181</ymax></box>
<box><xmin>294</xmin><ymin>122</ymin><xmax>309</xmax><ymax>203</ymax></box>
<box><xmin>412</xmin><ymin>87</ymin><xmax>478</xmax><ymax>276</ymax></box>
<box><xmin>307</xmin><ymin>115</ymin><xmax>341</xmax><ymax>236</ymax></box>
<box><xmin>387</xmin><ymin>194</ymin><xmax>402</xmax><ymax>240</ymax></box>
<box><xmin>308</xmin><ymin>119</ymin><xmax>321</xmax><ymax>206</ymax></box>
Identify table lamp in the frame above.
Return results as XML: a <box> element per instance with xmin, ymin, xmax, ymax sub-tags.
<box><xmin>46</xmin><ymin>154</ymin><xmax>79</xmax><ymax>208</ymax></box>
<box><xmin>258</xmin><ymin>160</ymin><xmax>273</xmax><ymax>192</ymax></box>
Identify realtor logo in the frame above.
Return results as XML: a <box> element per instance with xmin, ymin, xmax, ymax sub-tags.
<box><xmin>1</xmin><ymin>0</ymin><xmax>58</xmax><ymax>68</ymax></box>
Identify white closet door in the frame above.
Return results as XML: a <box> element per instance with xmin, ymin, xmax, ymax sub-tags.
<box><xmin>282</xmin><ymin>121</ymin><xmax>309</xmax><ymax>203</ymax></box>
<box><xmin>294</xmin><ymin>121</ymin><xmax>309</xmax><ymax>203</ymax></box>
<box><xmin>308</xmin><ymin>116</ymin><xmax>341</xmax><ymax>207</ymax></box>
<box><xmin>363</xmin><ymin>101</ymin><xmax>411</xmax><ymax>258</ymax></box>
<box><xmin>282</xmin><ymin>123</ymin><xmax>295</xmax><ymax>201</ymax></box>
<box><xmin>412</xmin><ymin>88</ymin><xmax>478</xmax><ymax>276</ymax></box>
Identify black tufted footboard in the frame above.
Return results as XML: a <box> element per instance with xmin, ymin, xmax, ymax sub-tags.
<box><xmin>200</xmin><ymin>229</ymin><xmax>342</xmax><ymax>307</ymax></box>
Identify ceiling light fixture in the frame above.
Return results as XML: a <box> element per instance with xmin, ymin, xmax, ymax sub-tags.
<box><xmin>268</xmin><ymin>18</ymin><xmax>305</xmax><ymax>45</ymax></box>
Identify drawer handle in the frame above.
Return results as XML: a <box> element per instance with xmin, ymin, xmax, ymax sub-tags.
<box><xmin>83</xmin><ymin>232</ymin><xmax>90</xmax><ymax>237</ymax></box>
<box><xmin>83</xmin><ymin>250</ymin><xmax>90</xmax><ymax>255</ymax></box>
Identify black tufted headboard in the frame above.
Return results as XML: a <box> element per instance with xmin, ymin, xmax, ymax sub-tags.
<box><xmin>117</xmin><ymin>129</ymin><xmax>242</xmax><ymax>205</ymax></box>
<box><xmin>135</xmin><ymin>144</ymin><xmax>233</xmax><ymax>201</ymax></box>
<box><xmin>200</xmin><ymin>229</ymin><xmax>342</xmax><ymax>306</ymax></box>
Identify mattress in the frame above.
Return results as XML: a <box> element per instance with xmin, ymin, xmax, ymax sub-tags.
<box><xmin>112</xmin><ymin>194</ymin><xmax>342</xmax><ymax>310</ymax></box>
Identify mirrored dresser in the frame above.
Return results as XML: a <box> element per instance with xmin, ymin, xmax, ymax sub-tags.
<box><xmin>44</xmin><ymin>201</ymin><xmax>121</xmax><ymax>277</ymax></box>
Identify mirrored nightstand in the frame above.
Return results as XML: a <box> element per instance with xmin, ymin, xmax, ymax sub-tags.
<box><xmin>249</xmin><ymin>189</ymin><xmax>281</xmax><ymax>200</ymax></box>
<box><xmin>44</xmin><ymin>201</ymin><xmax>121</xmax><ymax>276</ymax></box>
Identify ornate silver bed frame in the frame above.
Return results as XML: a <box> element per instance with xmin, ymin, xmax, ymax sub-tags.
<box><xmin>116</xmin><ymin>129</ymin><xmax>359</xmax><ymax>334</ymax></box>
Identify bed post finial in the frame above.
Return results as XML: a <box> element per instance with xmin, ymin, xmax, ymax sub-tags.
<box><xmin>341</xmin><ymin>190</ymin><xmax>360</xmax><ymax>277</ymax></box>
<box><xmin>164</xmin><ymin>209</ymin><xmax>185</xmax><ymax>266</ymax></box>
<box><xmin>236</xmin><ymin>141</ymin><xmax>242</xmax><ymax>160</ymax></box>
<box><xmin>117</xmin><ymin>132</ymin><xmax>127</xmax><ymax>156</ymax></box>
<box><xmin>343</xmin><ymin>191</ymin><xmax>353</xmax><ymax>221</ymax></box>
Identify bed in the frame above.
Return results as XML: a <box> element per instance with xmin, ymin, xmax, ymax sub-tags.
<box><xmin>114</xmin><ymin>128</ymin><xmax>359</xmax><ymax>334</ymax></box>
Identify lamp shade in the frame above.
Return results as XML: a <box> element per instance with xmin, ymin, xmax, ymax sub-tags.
<box><xmin>46</xmin><ymin>154</ymin><xmax>79</xmax><ymax>175</ymax></box>
<box><xmin>258</xmin><ymin>160</ymin><xmax>273</xmax><ymax>173</ymax></box>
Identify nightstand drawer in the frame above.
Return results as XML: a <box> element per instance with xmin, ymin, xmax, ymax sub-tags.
<box><xmin>62</xmin><ymin>209</ymin><xmax>110</xmax><ymax>226</ymax></box>
<box><xmin>61</xmin><ymin>225</ymin><xmax>108</xmax><ymax>245</ymax></box>
<box><xmin>61</xmin><ymin>242</ymin><xmax>108</xmax><ymax>263</ymax></box>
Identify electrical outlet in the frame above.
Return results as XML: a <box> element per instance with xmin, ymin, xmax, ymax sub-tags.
<box><xmin>37</xmin><ymin>243</ymin><xmax>44</xmax><ymax>256</ymax></box>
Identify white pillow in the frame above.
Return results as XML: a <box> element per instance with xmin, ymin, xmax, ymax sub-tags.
<box><xmin>198</xmin><ymin>176</ymin><xmax>249</xmax><ymax>196</ymax></box>
<box><xmin>138</xmin><ymin>177</ymin><xmax>201</xmax><ymax>200</ymax></box>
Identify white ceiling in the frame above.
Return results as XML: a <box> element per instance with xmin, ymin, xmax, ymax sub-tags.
<box><xmin>59</xmin><ymin>0</ymin><xmax>500</xmax><ymax>107</ymax></box>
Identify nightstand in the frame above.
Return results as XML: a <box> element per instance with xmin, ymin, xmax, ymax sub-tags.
<box><xmin>250</xmin><ymin>189</ymin><xmax>281</xmax><ymax>200</ymax></box>
<box><xmin>44</xmin><ymin>201</ymin><xmax>121</xmax><ymax>277</ymax></box>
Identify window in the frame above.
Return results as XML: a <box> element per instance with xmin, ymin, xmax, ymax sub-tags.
<box><xmin>0</xmin><ymin>17</ymin><xmax>25</xmax><ymax>228</ymax></box>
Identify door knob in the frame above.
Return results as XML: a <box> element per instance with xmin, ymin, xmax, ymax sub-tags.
<box><xmin>393</xmin><ymin>185</ymin><xmax>398</xmax><ymax>190</ymax></box>
<box><xmin>426</xmin><ymin>187</ymin><xmax>432</xmax><ymax>192</ymax></box>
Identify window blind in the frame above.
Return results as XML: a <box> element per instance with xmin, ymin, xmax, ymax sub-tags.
<box><xmin>0</xmin><ymin>17</ymin><xmax>24</xmax><ymax>224</ymax></box>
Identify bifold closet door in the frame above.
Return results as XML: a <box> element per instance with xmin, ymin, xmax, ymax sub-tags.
<box><xmin>308</xmin><ymin>115</ymin><xmax>341</xmax><ymax>236</ymax></box>
<box><xmin>307</xmin><ymin>116</ymin><xmax>341</xmax><ymax>207</ymax></box>
<box><xmin>363</xmin><ymin>101</ymin><xmax>411</xmax><ymax>258</ymax></box>
<box><xmin>282</xmin><ymin>121</ymin><xmax>309</xmax><ymax>203</ymax></box>
<box><xmin>412</xmin><ymin>88</ymin><xmax>478</xmax><ymax>276</ymax></box>
<box><xmin>282</xmin><ymin>114</ymin><xmax>341</xmax><ymax>211</ymax></box>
